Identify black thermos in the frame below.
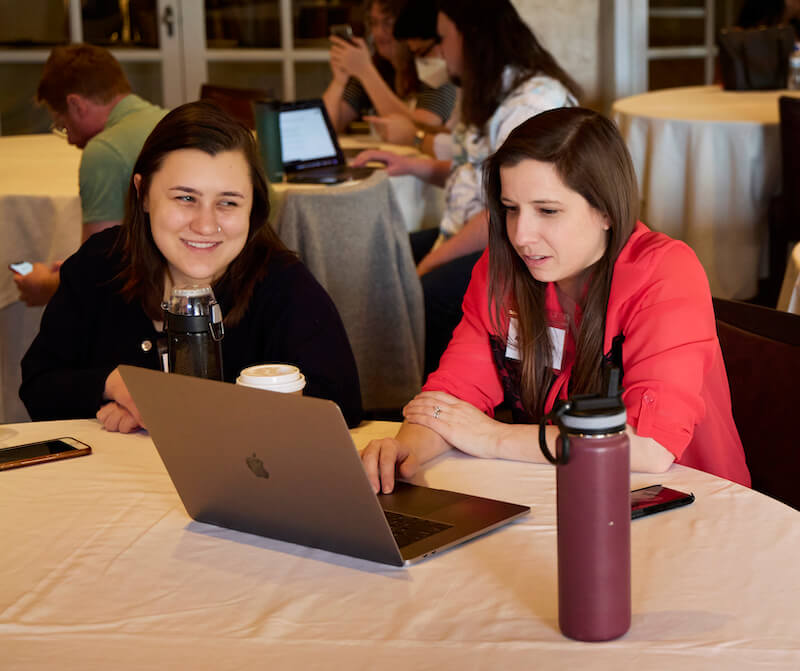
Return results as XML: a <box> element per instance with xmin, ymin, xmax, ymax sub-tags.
<box><xmin>162</xmin><ymin>286</ymin><xmax>224</xmax><ymax>380</ymax></box>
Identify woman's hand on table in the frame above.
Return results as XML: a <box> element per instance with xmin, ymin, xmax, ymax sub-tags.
<box><xmin>351</xmin><ymin>149</ymin><xmax>417</xmax><ymax>176</ymax></box>
<box><xmin>329</xmin><ymin>36</ymin><xmax>373</xmax><ymax>80</ymax></box>
<box><xmin>363</xmin><ymin>114</ymin><xmax>417</xmax><ymax>145</ymax></box>
<box><xmin>98</xmin><ymin>367</ymin><xmax>145</xmax><ymax>433</ymax></box>
<box><xmin>361</xmin><ymin>436</ymin><xmax>421</xmax><ymax>494</ymax></box>
<box><xmin>404</xmin><ymin>391</ymin><xmax>502</xmax><ymax>460</ymax></box>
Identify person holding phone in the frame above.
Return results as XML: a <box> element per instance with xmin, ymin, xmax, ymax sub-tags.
<box><xmin>322</xmin><ymin>0</ymin><xmax>457</xmax><ymax>135</ymax></box>
<box><xmin>360</xmin><ymin>107</ymin><xmax>751</xmax><ymax>494</ymax></box>
<box><xmin>353</xmin><ymin>0</ymin><xmax>581</xmax><ymax>377</ymax></box>
<box><xmin>12</xmin><ymin>44</ymin><xmax>166</xmax><ymax>307</ymax></box>
<box><xmin>20</xmin><ymin>101</ymin><xmax>363</xmax><ymax>432</ymax></box>
<box><xmin>361</xmin><ymin>0</ymin><xmax>458</xmax><ymax>155</ymax></box>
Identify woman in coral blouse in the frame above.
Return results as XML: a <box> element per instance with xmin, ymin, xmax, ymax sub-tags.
<box><xmin>361</xmin><ymin>107</ymin><xmax>750</xmax><ymax>492</ymax></box>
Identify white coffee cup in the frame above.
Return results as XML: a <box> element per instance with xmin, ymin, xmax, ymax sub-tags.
<box><xmin>236</xmin><ymin>364</ymin><xmax>306</xmax><ymax>395</ymax></box>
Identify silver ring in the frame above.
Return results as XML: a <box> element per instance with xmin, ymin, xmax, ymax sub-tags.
<box><xmin>433</xmin><ymin>405</ymin><xmax>441</xmax><ymax>419</ymax></box>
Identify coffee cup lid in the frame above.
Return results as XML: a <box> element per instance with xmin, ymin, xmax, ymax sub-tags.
<box><xmin>239</xmin><ymin>364</ymin><xmax>301</xmax><ymax>385</ymax></box>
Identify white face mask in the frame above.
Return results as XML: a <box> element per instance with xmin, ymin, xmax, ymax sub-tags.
<box><xmin>415</xmin><ymin>56</ymin><xmax>449</xmax><ymax>88</ymax></box>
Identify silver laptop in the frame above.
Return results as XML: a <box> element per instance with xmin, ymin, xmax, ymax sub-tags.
<box><xmin>278</xmin><ymin>98</ymin><xmax>376</xmax><ymax>184</ymax></box>
<box><xmin>119</xmin><ymin>365</ymin><xmax>530</xmax><ymax>567</ymax></box>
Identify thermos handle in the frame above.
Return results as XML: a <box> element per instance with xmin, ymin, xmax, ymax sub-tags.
<box><xmin>539</xmin><ymin>401</ymin><xmax>571</xmax><ymax>466</ymax></box>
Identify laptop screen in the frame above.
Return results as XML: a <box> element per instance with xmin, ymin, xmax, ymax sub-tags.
<box><xmin>278</xmin><ymin>100</ymin><xmax>344</xmax><ymax>172</ymax></box>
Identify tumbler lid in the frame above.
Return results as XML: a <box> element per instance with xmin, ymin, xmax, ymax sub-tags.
<box><xmin>559</xmin><ymin>401</ymin><xmax>627</xmax><ymax>433</ymax></box>
<box><xmin>163</xmin><ymin>285</ymin><xmax>217</xmax><ymax>317</ymax></box>
<box><xmin>539</xmin><ymin>362</ymin><xmax>626</xmax><ymax>464</ymax></box>
<box><xmin>558</xmin><ymin>364</ymin><xmax>627</xmax><ymax>433</ymax></box>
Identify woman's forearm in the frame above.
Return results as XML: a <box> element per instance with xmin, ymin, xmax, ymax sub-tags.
<box><xmin>322</xmin><ymin>79</ymin><xmax>350</xmax><ymax>132</ymax></box>
<box><xmin>493</xmin><ymin>421</ymin><xmax>675</xmax><ymax>473</ymax></box>
<box><xmin>395</xmin><ymin>421</ymin><xmax>452</xmax><ymax>465</ymax></box>
<box><xmin>358</xmin><ymin>66</ymin><xmax>415</xmax><ymax>120</ymax></box>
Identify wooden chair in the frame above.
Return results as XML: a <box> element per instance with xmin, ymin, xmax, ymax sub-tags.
<box><xmin>713</xmin><ymin>297</ymin><xmax>800</xmax><ymax>510</ymax></box>
<box><xmin>199</xmin><ymin>83</ymin><xmax>273</xmax><ymax>130</ymax></box>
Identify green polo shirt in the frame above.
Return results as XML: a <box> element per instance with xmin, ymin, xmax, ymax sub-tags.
<box><xmin>79</xmin><ymin>94</ymin><xmax>167</xmax><ymax>224</ymax></box>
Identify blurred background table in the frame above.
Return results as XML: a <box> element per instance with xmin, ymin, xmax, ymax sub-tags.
<box><xmin>0</xmin><ymin>134</ymin><xmax>82</xmax><ymax>424</ymax></box>
<box><xmin>270</xmin><ymin>171</ymin><xmax>423</xmax><ymax>412</ymax></box>
<box><xmin>0</xmin><ymin>133</ymin><xmax>438</xmax><ymax>421</ymax></box>
<box><xmin>613</xmin><ymin>85</ymin><xmax>800</xmax><ymax>300</ymax></box>
<box><xmin>1</xmin><ymin>418</ymin><xmax>799</xmax><ymax>670</ymax></box>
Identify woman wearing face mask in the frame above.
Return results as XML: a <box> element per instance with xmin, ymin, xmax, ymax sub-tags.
<box><xmin>354</xmin><ymin>0</ymin><xmax>581</xmax><ymax>379</ymax></box>
<box><xmin>363</xmin><ymin>0</ymin><xmax>460</xmax><ymax>154</ymax></box>
<box><xmin>322</xmin><ymin>0</ymin><xmax>457</xmax><ymax>135</ymax></box>
<box><xmin>360</xmin><ymin>107</ymin><xmax>750</xmax><ymax>494</ymax></box>
<box><xmin>20</xmin><ymin>101</ymin><xmax>363</xmax><ymax>431</ymax></box>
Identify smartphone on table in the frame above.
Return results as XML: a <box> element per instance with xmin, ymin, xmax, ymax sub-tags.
<box><xmin>0</xmin><ymin>437</ymin><xmax>92</xmax><ymax>471</ymax></box>
<box><xmin>9</xmin><ymin>261</ymin><xmax>34</xmax><ymax>276</ymax></box>
<box><xmin>631</xmin><ymin>484</ymin><xmax>695</xmax><ymax>519</ymax></box>
<box><xmin>330</xmin><ymin>24</ymin><xmax>355</xmax><ymax>44</ymax></box>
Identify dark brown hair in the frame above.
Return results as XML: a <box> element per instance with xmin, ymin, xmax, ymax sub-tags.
<box><xmin>36</xmin><ymin>43</ymin><xmax>131</xmax><ymax>113</ymax></box>
<box><xmin>437</xmin><ymin>0</ymin><xmax>581</xmax><ymax>132</ymax></box>
<box><xmin>365</xmin><ymin>0</ymin><xmax>419</xmax><ymax>98</ymax></box>
<box><xmin>483</xmin><ymin>107</ymin><xmax>638</xmax><ymax>418</ymax></box>
<box><xmin>117</xmin><ymin>100</ymin><xmax>293</xmax><ymax>325</ymax></box>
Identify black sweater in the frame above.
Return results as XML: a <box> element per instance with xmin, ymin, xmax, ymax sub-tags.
<box><xmin>20</xmin><ymin>228</ymin><xmax>363</xmax><ymax>427</ymax></box>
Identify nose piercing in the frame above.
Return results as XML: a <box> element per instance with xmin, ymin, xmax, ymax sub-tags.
<box><xmin>216</xmin><ymin>226</ymin><xmax>221</xmax><ymax>233</ymax></box>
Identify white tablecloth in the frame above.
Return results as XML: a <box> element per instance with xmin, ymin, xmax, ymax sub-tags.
<box><xmin>778</xmin><ymin>241</ymin><xmax>800</xmax><ymax>314</ymax></box>
<box><xmin>0</xmin><ymin>134</ymin><xmax>435</xmax><ymax>422</ymax></box>
<box><xmin>1</xmin><ymin>418</ymin><xmax>799</xmax><ymax>670</ymax></box>
<box><xmin>0</xmin><ymin>135</ymin><xmax>83</xmax><ymax>423</ymax></box>
<box><xmin>613</xmin><ymin>86</ymin><xmax>800</xmax><ymax>300</ymax></box>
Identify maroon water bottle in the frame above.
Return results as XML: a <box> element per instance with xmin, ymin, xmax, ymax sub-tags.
<box><xmin>539</xmin><ymin>372</ymin><xmax>631</xmax><ymax>641</ymax></box>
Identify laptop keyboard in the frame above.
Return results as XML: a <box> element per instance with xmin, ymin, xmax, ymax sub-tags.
<box><xmin>384</xmin><ymin>510</ymin><xmax>452</xmax><ymax>548</ymax></box>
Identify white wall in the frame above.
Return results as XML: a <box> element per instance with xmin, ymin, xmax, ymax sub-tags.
<box><xmin>513</xmin><ymin>0</ymin><xmax>602</xmax><ymax>108</ymax></box>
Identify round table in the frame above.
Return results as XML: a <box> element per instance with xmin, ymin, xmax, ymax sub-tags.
<box><xmin>1</xmin><ymin>418</ymin><xmax>799</xmax><ymax>669</ymax></box>
<box><xmin>0</xmin><ymin>134</ymin><xmax>82</xmax><ymax>423</ymax></box>
<box><xmin>613</xmin><ymin>85</ymin><xmax>800</xmax><ymax>300</ymax></box>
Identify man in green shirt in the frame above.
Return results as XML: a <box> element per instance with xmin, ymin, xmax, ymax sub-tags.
<box><xmin>13</xmin><ymin>43</ymin><xmax>166</xmax><ymax>305</ymax></box>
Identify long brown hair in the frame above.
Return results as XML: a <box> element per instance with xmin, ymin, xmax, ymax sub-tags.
<box><xmin>483</xmin><ymin>108</ymin><xmax>638</xmax><ymax>418</ymax></box>
<box><xmin>117</xmin><ymin>100</ymin><xmax>294</xmax><ymax>325</ymax></box>
<box><xmin>437</xmin><ymin>0</ymin><xmax>582</xmax><ymax>132</ymax></box>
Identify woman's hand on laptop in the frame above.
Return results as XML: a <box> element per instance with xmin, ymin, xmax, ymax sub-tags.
<box><xmin>97</xmin><ymin>367</ymin><xmax>145</xmax><ymax>433</ymax></box>
<box><xmin>361</xmin><ymin>422</ymin><xmax>453</xmax><ymax>494</ymax></box>
<box><xmin>361</xmin><ymin>437</ymin><xmax>420</xmax><ymax>494</ymax></box>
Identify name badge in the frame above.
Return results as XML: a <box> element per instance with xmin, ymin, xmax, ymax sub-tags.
<box><xmin>548</xmin><ymin>326</ymin><xmax>566</xmax><ymax>372</ymax></box>
<box><xmin>505</xmin><ymin>317</ymin><xmax>521</xmax><ymax>361</ymax></box>
<box><xmin>506</xmin><ymin>316</ymin><xmax>567</xmax><ymax>371</ymax></box>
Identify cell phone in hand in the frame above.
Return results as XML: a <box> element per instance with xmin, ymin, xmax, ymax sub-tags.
<box><xmin>330</xmin><ymin>24</ymin><xmax>355</xmax><ymax>44</ymax></box>
<box><xmin>9</xmin><ymin>261</ymin><xmax>33</xmax><ymax>276</ymax></box>
<box><xmin>631</xmin><ymin>484</ymin><xmax>695</xmax><ymax>519</ymax></box>
<box><xmin>0</xmin><ymin>437</ymin><xmax>92</xmax><ymax>471</ymax></box>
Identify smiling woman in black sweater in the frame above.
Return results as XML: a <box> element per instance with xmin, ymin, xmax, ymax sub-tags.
<box><xmin>20</xmin><ymin>101</ymin><xmax>362</xmax><ymax>430</ymax></box>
